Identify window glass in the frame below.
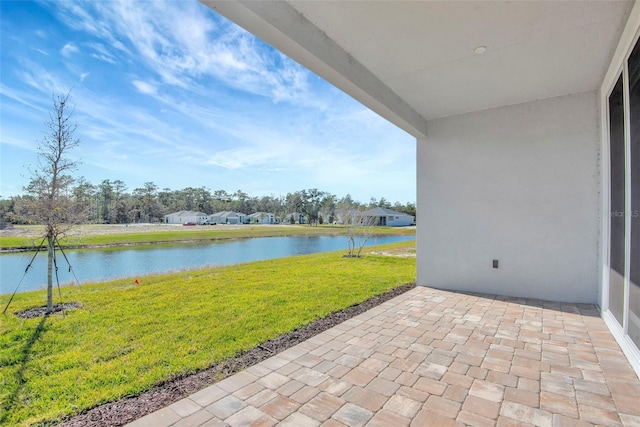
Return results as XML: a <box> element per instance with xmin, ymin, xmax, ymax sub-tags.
<box><xmin>609</xmin><ymin>73</ymin><xmax>626</xmax><ymax>325</ymax></box>
<box><xmin>628</xmin><ymin>37</ymin><xmax>640</xmax><ymax>346</ymax></box>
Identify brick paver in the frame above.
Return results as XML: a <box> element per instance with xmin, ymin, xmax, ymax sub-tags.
<box><xmin>126</xmin><ymin>287</ymin><xmax>640</xmax><ymax>426</ymax></box>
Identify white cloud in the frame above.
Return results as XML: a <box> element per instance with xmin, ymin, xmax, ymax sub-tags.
<box><xmin>47</xmin><ymin>0</ymin><xmax>313</xmax><ymax>104</ymax></box>
<box><xmin>60</xmin><ymin>42</ymin><xmax>79</xmax><ymax>57</ymax></box>
<box><xmin>0</xmin><ymin>84</ymin><xmax>49</xmax><ymax>114</ymax></box>
<box><xmin>11</xmin><ymin>0</ymin><xmax>416</xmax><ymax>202</ymax></box>
<box><xmin>132</xmin><ymin>80</ymin><xmax>157</xmax><ymax>95</ymax></box>
<box><xmin>91</xmin><ymin>53</ymin><xmax>116</xmax><ymax>64</ymax></box>
<box><xmin>15</xmin><ymin>61</ymin><xmax>68</xmax><ymax>94</ymax></box>
<box><xmin>203</xmin><ymin>142</ymin><xmax>297</xmax><ymax>171</ymax></box>
<box><xmin>0</xmin><ymin>134</ymin><xmax>37</xmax><ymax>151</ymax></box>
<box><xmin>86</xmin><ymin>42</ymin><xmax>117</xmax><ymax>64</ymax></box>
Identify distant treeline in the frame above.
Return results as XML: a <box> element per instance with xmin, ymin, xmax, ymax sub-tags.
<box><xmin>0</xmin><ymin>179</ymin><xmax>416</xmax><ymax>226</ymax></box>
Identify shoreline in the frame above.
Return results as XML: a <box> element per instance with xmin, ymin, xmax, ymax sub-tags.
<box><xmin>0</xmin><ymin>224</ymin><xmax>415</xmax><ymax>253</ymax></box>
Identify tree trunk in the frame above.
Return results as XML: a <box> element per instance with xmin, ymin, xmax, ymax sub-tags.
<box><xmin>47</xmin><ymin>234</ymin><xmax>54</xmax><ymax>313</ymax></box>
<box><xmin>348</xmin><ymin>235</ymin><xmax>355</xmax><ymax>257</ymax></box>
<box><xmin>356</xmin><ymin>237</ymin><xmax>369</xmax><ymax>257</ymax></box>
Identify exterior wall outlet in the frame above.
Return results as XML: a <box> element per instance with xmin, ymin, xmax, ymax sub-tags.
<box><xmin>493</xmin><ymin>260</ymin><xmax>499</xmax><ymax>268</ymax></box>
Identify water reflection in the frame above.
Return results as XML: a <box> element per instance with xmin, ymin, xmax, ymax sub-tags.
<box><xmin>1</xmin><ymin>235</ymin><xmax>414</xmax><ymax>294</ymax></box>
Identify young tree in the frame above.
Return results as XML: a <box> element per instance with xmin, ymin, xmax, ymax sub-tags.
<box><xmin>339</xmin><ymin>206</ymin><xmax>377</xmax><ymax>257</ymax></box>
<box><xmin>338</xmin><ymin>200</ymin><xmax>376</xmax><ymax>258</ymax></box>
<box><xmin>25</xmin><ymin>92</ymin><xmax>81</xmax><ymax>313</ymax></box>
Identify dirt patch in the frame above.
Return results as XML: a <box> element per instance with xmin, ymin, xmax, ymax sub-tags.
<box><xmin>0</xmin><ymin>227</ymin><xmax>29</xmax><ymax>237</ymax></box>
<box><xmin>57</xmin><ymin>283</ymin><xmax>416</xmax><ymax>427</ymax></box>
<box><xmin>15</xmin><ymin>302</ymin><xmax>82</xmax><ymax>319</ymax></box>
<box><xmin>369</xmin><ymin>251</ymin><xmax>416</xmax><ymax>258</ymax></box>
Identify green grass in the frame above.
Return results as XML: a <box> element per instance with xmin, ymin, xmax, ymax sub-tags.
<box><xmin>0</xmin><ymin>241</ymin><xmax>415</xmax><ymax>426</ymax></box>
<box><xmin>0</xmin><ymin>224</ymin><xmax>414</xmax><ymax>250</ymax></box>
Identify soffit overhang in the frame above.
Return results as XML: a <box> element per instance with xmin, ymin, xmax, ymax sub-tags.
<box><xmin>202</xmin><ymin>0</ymin><xmax>633</xmax><ymax>139</ymax></box>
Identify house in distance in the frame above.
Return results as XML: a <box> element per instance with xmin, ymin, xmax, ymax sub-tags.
<box><xmin>246</xmin><ymin>212</ymin><xmax>276</xmax><ymax>224</ymax></box>
<box><xmin>209</xmin><ymin>211</ymin><xmax>247</xmax><ymax>225</ymax></box>
<box><xmin>164</xmin><ymin>211</ymin><xmax>209</xmax><ymax>225</ymax></box>
<box><xmin>363</xmin><ymin>207</ymin><xmax>415</xmax><ymax>227</ymax></box>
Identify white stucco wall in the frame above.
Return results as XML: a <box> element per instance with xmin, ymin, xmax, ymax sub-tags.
<box><xmin>165</xmin><ymin>211</ymin><xmax>209</xmax><ymax>224</ymax></box>
<box><xmin>417</xmin><ymin>92</ymin><xmax>600</xmax><ymax>303</ymax></box>
<box><xmin>387</xmin><ymin>215</ymin><xmax>414</xmax><ymax>227</ymax></box>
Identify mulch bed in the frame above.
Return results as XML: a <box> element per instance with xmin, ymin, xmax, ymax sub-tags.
<box><xmin>15</xmin><ymin>302</ymin><xmax>83</xmax><ymax>319</ymax></box>
<box><xmin>57</xmin><ymin>283</ymin><xmax>416</xmax><ymax>427</ymax></box>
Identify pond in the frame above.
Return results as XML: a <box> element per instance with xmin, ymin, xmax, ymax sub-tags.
<box><xmin>0</xmin><ymin>235</ymin><xmax>414</xmax><ymax>295</ymax></box>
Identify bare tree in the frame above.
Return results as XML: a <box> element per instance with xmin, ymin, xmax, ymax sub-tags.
<box><xmin>341</xmin><ymin>208</ymin><xmax>377</xmax><ymax>257</ymax></box>
<box><xmin>25</xmin><ymin>92</ymin><xmax>81</xmax><ymax>313</ymax></box>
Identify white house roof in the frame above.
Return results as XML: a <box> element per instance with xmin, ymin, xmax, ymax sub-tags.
<box><xmin>364</xmin><ymin>207</ymin><xmax>412</xmax><ymax>218</ymax></box>
<box><xmin>202</xmin><ymin>0</ymin><xmax>632</xmax><ymax>138</ymax></box>
<box><xmin>167</xmin><ymin>210</ymin><xmax>208</xmax><ymax>217</ymax></box>
<box><xmin>247</xmin><ymin>212</ymin><xmax>274</xmax><ymax>218</ymax></box>
<box><xmin>211</xmin><ymin>211</ymin><xmax>246</xmax><ymax>218</ymax></box>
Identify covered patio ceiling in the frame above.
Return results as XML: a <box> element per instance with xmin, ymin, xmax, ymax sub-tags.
<box><xmin>202</xmin><ymin>0</ymin><xmax>632</xmax><ymax>138</ymax></box>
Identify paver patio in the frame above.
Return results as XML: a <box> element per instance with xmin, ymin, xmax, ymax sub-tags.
<box><xmin>127</xmin><ymin>287</ymin><xmax>640</xmax><ymax>426</ymax></box>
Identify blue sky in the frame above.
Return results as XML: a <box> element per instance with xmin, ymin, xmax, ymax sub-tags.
<box><xmin>0</xmin><ymin>0</ymin><xmax>416</xmax><ymax>204</ymax></box>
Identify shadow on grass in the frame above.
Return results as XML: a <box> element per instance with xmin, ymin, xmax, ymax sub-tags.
<box><xmin>0</xmin><ymin>315</ymin><xmax>48</xmax><ymax>425</ymax></box>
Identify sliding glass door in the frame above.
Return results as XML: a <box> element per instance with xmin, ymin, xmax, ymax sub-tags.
<box><xmin>609</xmin><ymin>74</ymin><xmax>626</xmax><ymax>325</ymax></box>
<box><xmin>607</xmin><ymin>34</ymin><xmax>640</xmax><ymax>350</ymax></box>
<box><xmin>629</xmin><ymin>39</ymin><xmax>640</xmax><ymax>347</ymax></box>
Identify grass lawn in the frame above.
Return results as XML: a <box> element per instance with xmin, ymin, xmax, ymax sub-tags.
<box><xmin>0</xmin><ymin>241</ymin><xmax>415</xmax><ymax>426</ymax></box>
<box><xmin>0</xmin><ymin>224</ymin><xmax>415</xmax><ymax>250</ymax></box>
